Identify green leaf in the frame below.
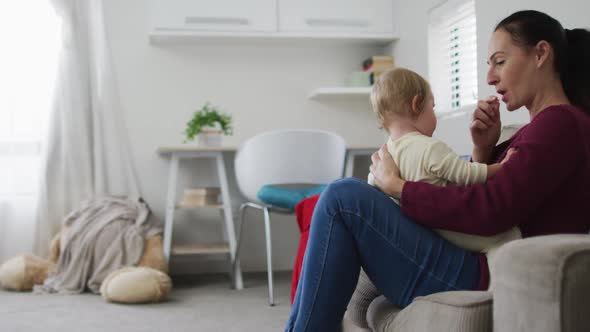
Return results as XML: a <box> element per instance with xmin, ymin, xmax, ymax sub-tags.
<box><xmin>183</xmin><ymin>102</ymin><xmax>233</xmax><ymax>141</ymax></box>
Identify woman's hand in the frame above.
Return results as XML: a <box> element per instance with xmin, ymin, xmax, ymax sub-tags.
<box><xmin>370</xmin><ymin>144</ymin><xmax>405</xmax><ymax>198</ymax></box>
<box><xmin>471</xmin><ymin>96</ymin><xmax>502</xmax><ymax>162</ymax></box>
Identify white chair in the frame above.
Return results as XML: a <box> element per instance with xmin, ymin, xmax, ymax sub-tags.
<box><xmin>232</xmin><ymin>129</ymin><xmax>347</xmax><ymax>306</ymax></box>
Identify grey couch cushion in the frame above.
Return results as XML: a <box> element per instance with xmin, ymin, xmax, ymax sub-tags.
<box><xmin>368</xmin><ymin>291</ymin><xmax>492</xmax><ymax>332</ymax></box>
<box><xmin>346</xmin><ymin>270</ymin><xmax>381</xmax><ymax>329</ymax></box>
<box><xmin>492</xmin><ymin>234</ymin><xmax>590</xmax><ymax>332</ymax></box>
<box><xmin>342</xmin><ymin>314</ymin><xmax>372</xmax><ymax>332</ymax></box>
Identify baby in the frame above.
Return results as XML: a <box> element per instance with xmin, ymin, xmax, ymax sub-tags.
<box><xmin>367</xmin><ymin>67</ymin><xmax>520</xmax><ymax>260</ymax></box>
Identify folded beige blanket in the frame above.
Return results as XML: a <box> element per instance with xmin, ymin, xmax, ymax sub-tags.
<box><xmin>35</xmin><ymin>196</ymin><xmax>162</xmax><ymax>294</ymax></box>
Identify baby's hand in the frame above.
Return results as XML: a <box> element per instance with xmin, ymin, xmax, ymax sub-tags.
<box><xmin>500</xmin><ymin>148</ymin><xmax>517</xmax><ymax>164</ymax></box>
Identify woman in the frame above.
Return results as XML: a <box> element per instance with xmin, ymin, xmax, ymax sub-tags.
<box><xmin>285</xmin><ymin>10</ymin><xmax>590</xmax><ymax>332</ymax></box>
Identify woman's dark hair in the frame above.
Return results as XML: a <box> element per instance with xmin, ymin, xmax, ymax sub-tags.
<box><xmin>495</xmin><ymin>10</ymin><xmax>590</xmax><ymax>113</ymax></box>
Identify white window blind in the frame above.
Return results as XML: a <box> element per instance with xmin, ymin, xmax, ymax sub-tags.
<box><xmin>428</xmin><ymin>0</ymin><xmax>477</xmax><ymax>115</ymax></box>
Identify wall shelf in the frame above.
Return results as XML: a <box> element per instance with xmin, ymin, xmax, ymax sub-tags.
<box><xmin>308</xmin><ymin>87</ymin><xmax>371</xmax><ymax>100</ymax></box>
<box><xmin>150</xmin><ymin>30</ymin><xmax>397</xmax><ymax>46</ymax></box>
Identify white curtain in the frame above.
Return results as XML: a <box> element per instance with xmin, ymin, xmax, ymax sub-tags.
<box><xmin>34</xmin><ymin>0</ymin><xmax>140</xmax><ymax>257</ymax></box>
<box><xmin>0</xmin><ymin>2</ymin><xmax>61</xmax><ymax>262</ymax></box>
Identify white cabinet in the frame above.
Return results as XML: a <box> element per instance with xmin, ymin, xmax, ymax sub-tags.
<box><xmin>278</xmin><ymin>0</ymin><xmax>394</xmax><ymax>36</ymax></box>
<box><xmin>148</xmin><ymin>0</ymin><xmax>397</xmax><ymax>43</ymax></box>
<box><xmin>150</xmin><ymin>0</ymin><xmax>277</xmax><ymax>33</ymax></box>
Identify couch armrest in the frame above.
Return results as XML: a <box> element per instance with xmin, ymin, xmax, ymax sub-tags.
<box><xmin>492</xmin><ymin>234</ymin><xmax>590</xmax><ymax>332</ymax></box>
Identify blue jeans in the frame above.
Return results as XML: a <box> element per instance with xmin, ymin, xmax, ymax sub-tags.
<box><xmin>285</xmin><ymin>178</ymin><xmax>481</xmax><ymax>332</ymax></box>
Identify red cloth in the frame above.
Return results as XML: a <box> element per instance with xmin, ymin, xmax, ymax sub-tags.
<box><xmin>291</xmin><ymin>194</ymin><xmax>320</xmax><ymax>304</ymax></box>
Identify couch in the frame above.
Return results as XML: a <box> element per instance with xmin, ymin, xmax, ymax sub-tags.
<box><xmin>342</xmin><ymin>234</ymin><xmax>590</xmax><ymax>332</ymax></box>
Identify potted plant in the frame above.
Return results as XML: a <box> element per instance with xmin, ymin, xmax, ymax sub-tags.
<box><xmin>184</xmin><ymin>102</ymin><xmax>233</xmax><ymax>146</ymax></box>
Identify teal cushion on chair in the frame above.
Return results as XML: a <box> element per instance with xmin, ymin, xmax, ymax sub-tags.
<box><xmin>256</xmin><ymin>184</ymin><xmax>327</xmax><ymax>211</ymax></box>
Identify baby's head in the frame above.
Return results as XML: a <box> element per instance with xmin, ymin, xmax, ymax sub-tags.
<box><xmin>370</xmin><ymin>67</ymin><xmax>436</xmax><ymax>136</ymax></box>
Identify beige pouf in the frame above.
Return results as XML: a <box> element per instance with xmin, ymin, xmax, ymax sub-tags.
<box><xmin>0</xmin><ymin>255</ymin><xmax>54</xmax><ymax>291</ymax></box>
<box><xmin>100</xmin><ymin>267</ymin><xmax>172</xmax><ymax>304</ymax></box>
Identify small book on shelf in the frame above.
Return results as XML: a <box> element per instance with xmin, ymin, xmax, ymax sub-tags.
<box><xmin>362</xmin><ymin>55</ymin><xmax>395</xmax><ymax>71</ymax></box>
<box><xmin>363</xmin><ymin>55</ymin><xmax>395</xmax><ymax>84</ymax></box>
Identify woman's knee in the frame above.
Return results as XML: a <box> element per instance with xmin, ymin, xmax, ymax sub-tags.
<box><xmin>315</xmin><ymin>178</ymin><xmax>363</xmax><ymax>215</ymax></box>
<box><xmin>323</xmin><ymin>178</ymin><xmax>370</xmax><ymax>198</ymax></box>
<box><xmin>324</xmin><ymin>178</ymin><xmax>384</xmax><ymax>203</ymax></box>
<box><xmin>317</xmin><ymin>178</ymin><xmax>379</xmax><ymax>213</ymax></box>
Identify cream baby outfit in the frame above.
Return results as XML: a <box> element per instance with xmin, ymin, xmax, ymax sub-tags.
<box><xmin>368</xmin><ymin>132</ymin><xmax>521</xmax><ymax>265</ymax></box>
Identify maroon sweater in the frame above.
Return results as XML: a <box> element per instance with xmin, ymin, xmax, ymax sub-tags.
<box><xmin>401</xmin><ymin>105</ymin><xmax>590</xmax><ymax>289</ymax></box>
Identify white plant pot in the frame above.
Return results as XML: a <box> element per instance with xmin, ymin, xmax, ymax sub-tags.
<box><xmin>198</xmin><ymin>129</ymin><xmax>223</xmax><ymax>147</ymax></box>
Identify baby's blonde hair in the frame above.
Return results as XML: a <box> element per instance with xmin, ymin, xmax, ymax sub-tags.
<box><xmin>370</xmin><ymin>67</ymin><xmax>432</xmax><ymax>127</ymax></box>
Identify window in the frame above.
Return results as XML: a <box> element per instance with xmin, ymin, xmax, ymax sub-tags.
<box><xmin>0</xmin><ymin>1</ymin><xmax>61</xmax><ymax>197</ymax></box>
<box><xmin>428</xmin><ymin>0</ymin><xmax>477</xmax><ymax>116</ymax></box>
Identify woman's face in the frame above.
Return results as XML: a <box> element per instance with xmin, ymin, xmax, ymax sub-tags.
<box><xmin>486</xmin><ymin>29</ymin><xmax>538</xmax><ymax>111</ymax></box>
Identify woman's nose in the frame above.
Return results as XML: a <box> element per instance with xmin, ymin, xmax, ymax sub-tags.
<box><xmin>487</xmin><ymin>67</ymin><xmax>499</xmax><ymax>86</ymax></box>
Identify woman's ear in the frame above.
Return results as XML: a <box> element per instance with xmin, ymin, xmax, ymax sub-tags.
<box><xmin>534</xmin><ymin>40</ymin><xmax>551</xmax><ymax>68</ymax></box>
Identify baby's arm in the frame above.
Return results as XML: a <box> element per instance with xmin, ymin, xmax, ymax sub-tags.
<box><xmin>486</xmin><ymin>148</ymin><xmax>517</xmax><ymax>179</ymax></box>
<box><xmin>486</xmin><ymin>163</ymin><xmax>502</xmax><ymax>179</ymax></box>
<box><xmin>427</xmin><ymin>140</ymin><xmax>488</xmax><ymax>185</ymax></box>
<box><xmin>428</xmin><ymin>140</ymin><xmax>517</xmax><ymax>184</ymax></box>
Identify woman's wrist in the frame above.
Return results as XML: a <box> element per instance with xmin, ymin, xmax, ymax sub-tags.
<box><xmin>386</xmin><ymin>178</ymin><xmax>406</xmax><ymax>199</ymax></box>
<box><xmin>472</xmin><ymin>145</ymin><xmax>494</xmax><ymax>163</ymax></box>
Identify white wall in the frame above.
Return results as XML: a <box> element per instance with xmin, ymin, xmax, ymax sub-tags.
<box><xmin>103</xmin><ymin>0</ymin><xmax>388</xmax><ymax>274</ymax></box>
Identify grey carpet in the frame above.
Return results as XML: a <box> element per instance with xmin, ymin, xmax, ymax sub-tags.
<box><xmin>0</xmin><ymin>272</ymin><xmax>292</xmax><ymax>332</ymax></box>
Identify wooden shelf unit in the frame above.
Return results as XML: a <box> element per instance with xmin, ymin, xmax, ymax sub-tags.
<box><xmin>172</xmin><ymin>243</ymin><xmax>231</xmax><ymax>255</ymax></box>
